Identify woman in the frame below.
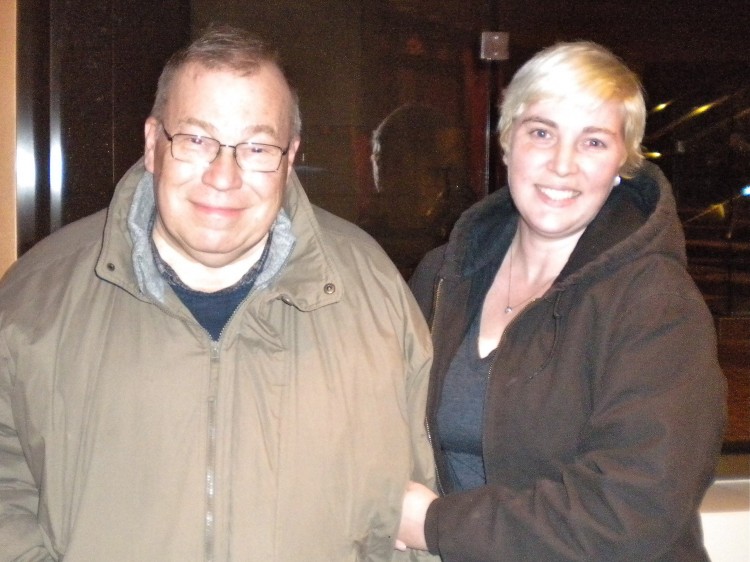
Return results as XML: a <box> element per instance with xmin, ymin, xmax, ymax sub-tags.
<box><xmin>398</xmin><ymin>42</ymin><xmax>726</xmax><ymax>561</ymax></box>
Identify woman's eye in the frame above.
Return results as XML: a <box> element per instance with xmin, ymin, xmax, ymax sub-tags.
<box><xmin>586</xmin><ymin>138</ymin><xmax>607</xmax><ymax>148</ymax></box>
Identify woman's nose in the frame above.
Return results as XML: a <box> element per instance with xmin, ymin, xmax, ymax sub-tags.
<box><xmin>549</xmin><ymin>143</ymin><xmax>578</xmax><ymax>176</ymax></box>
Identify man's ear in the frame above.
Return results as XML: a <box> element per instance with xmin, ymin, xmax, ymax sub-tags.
<box><xmin>285</xmin><ymin>137</ymin><xmax>302</xmax><ymax>174</ymax></box>
<box><xmin>144</xmin><ymin>117</ymin><xmax>159</xmax><ymax>173</ymax></box>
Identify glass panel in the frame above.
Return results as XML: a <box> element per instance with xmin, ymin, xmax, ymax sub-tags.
<box><xmin>644</xmin><ymin>65</ymin><xmax>750</xmax><ymax>317</ymax></box>
<box><xmin>16</xmin><ymin>0</ymin><xmax>746</xmax><ymax>448</ymax></box>
<box><xmin>194</xmin><ymin>1</ymin><xmax>490</xmax><ymax>279</ymax></box>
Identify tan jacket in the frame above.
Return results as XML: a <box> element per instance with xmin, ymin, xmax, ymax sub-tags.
<box><xmin>0</xmin><ymin>161</ymin><xmax>437</xmax><ymax>561</ymax></box>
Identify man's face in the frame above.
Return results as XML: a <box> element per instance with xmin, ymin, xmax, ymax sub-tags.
<box><xmin>144</xmin><ymin>62</ymin><xmax>299</xmax><ymax>269</ymax></box>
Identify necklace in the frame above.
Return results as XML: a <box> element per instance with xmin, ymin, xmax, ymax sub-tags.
<box><xmin>504</xmin><ymin>244</ymin><xmax>551</xmax><ymax>314</ymax></box>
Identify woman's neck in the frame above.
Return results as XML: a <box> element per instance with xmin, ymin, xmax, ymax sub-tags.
<box><xmin>508</xmin><ymin>228</ymin><xmax>579</xmax><ymax>285</ymax></box>
<box><xmin>476</xmin><ymin>226</ymin><xmax>581</xmax><ymax>358</ymax></box>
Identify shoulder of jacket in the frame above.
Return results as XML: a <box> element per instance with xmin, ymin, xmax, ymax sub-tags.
<box><xmin>312</xmin><ymin>205</ymin><xmax>399</xmax><ymax>267</ymax></box>
<box><xmin>1</xmin><ymin>211</ymin><xmax>106</xmax><ymax>289</ymax></box>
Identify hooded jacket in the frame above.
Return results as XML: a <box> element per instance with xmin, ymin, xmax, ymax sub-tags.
<box><xmin>0</xmin><ymin>160</ymin><xmax>438</xmax><ymax>562</ymax></box>
<box><xmin>409</xmin><ymin>163</ymin><xmax>727</xmax><ymax>561</ymax></box>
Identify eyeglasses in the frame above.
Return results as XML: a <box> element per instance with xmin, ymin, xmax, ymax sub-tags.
<box><xmin>161</xmin><ymin>125</ymin><xmax>290</xmax><ymax>173</ymax></box>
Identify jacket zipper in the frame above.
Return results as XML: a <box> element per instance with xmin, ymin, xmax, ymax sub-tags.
<box><xmin>428</xmin><ymin>277</ymin><xmax>525</xmax><ymax>495</ymax></box>
<box><xmin>141</xmin><ymin>275</ymin><xmax>273</xmax><ymax>560</ymax></box>
<box><xmin>425</xmin><ymin>277</ymin><xmax>446</xmax><ymax>496</ymax></box>
<box><xmin>480</xmin><ymin>295</ymin><xmax>546</xmax><ymax>475</ymax></box>
<box><xmin>143</xmin><ymin>302</ymin><xmax>221</xmax><ymax>562</ymax></box>
<box><xmin>202</xmin><ymin>291</ymin><xmax>273</xmax><ymax>561</ymax></box>
<box><xmin>205</xmin><ymin>340</ymin><xmax>220</xmax><ymax>562</ymax></box>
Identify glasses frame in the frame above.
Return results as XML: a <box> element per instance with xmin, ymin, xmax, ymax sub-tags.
<box><xmin>161</xmin><ymin>125</ymin><xmax>290</xmax><ymax>173</ymax></box>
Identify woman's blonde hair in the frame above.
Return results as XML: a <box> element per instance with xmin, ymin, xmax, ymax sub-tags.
<box><xmin>499</xmin><ymin>41</ymin><xmax>646</xmax><ymax>176</ymax></box>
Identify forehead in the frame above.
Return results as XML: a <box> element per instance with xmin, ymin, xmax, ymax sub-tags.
<box><xmin>165</xmin><ymin>62</ymin><xmax>292</xmax><ymax>136</ymax></box>
<box><xmin>518</xmin><ymin>95</ymin><xmax>625</xmax><ymax>131</ymax></box>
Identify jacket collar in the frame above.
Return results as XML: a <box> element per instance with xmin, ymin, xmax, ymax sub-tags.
<box><xmin>96</xmin><ymin>159</ymin><xmax>341</xmax><ymax>312</ymax></box>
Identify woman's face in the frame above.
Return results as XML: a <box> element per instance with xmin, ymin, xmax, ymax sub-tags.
<box><xmin>505</xmin><ymin>95</ymin><xmax>627</xmax><ymax>243</ymax></box>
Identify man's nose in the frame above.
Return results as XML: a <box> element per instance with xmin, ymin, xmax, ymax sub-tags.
<box><xmin>203</xmin><ymin>146</ymin><xmax>243</xmax><ymax>190</ymax></box>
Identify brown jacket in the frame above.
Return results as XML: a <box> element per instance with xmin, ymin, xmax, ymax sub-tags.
<box><xmin>410</xmin><ymin>163</ymin><xmax>726</xmax><ymax>561</ymax></box>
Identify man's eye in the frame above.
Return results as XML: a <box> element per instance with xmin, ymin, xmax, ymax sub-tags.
<box><xmin>188</xmin><ymin>136</ymin><xmax>206</xmax><ymax>146</ymax></box>
<box><xmin>249</xmin><ymin>144</ymin><xmax>272</xmax><ymax>155</ymax></box>
<box><xmin>531</xmin><ymin>129</ymin><xmax>550</xmax><ymax>139</ymax></box>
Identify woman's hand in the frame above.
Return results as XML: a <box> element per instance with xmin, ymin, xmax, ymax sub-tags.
<box><xmin>395</xmin><ymin>480</ymin><xmax>438</xmax><ymax>551</ymax></box>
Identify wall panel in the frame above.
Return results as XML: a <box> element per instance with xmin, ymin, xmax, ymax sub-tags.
<box><xmin>0</xmin><ymin>1</ymin><xmax>17</xmax><ymax>276</ymax></box>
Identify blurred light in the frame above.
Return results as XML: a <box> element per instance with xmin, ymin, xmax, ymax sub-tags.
<box><xmin>710</xmin><ymin>203</ymin><xmax>727</xmax><ymax>220</ymax></box>
<box><xmin>16</xmin><ymin>145</ymin><xmax>36</xmax><ymax>189</ymax></box>
<box><xmin>50</xmin><ymin>137</ymin><xmax>64</xmax><ymax>231</ymax></box>
<box><xmin>690</xmin><ymin>103</ymin><xmax>713</xmax><ymax>117</ymax></box>
<box><xmin>741</xmin><ymin>185</ymin><xmax>750</xmax><ymax>197</ymax></box>
<box><xmin>652</xmin><ymin>102</ymin><xmax>671</xmax><ymax>112</ymax></box>
<box><xmin>644</xmin><ymin>151</ymin><xmax>662</xmax><ymax>159</ymax></box>
<box><xmin>646</xmin><ymin>95</ymin><xmax>730</xmax><ymax>142</ymax></box>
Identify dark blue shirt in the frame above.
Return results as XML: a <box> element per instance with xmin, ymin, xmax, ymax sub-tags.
<box><xmin>153</xmin><ymin>234</ymin><xmax>271</xmax><ymax>341</ymax></box>
<box><xmin>437</xmin><ymin>312</ymin><xmax>494</xmax><ymax>491</ymax></box>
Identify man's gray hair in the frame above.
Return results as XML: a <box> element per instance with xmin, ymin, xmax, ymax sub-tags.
<box><xmin>150</xmin><ymin>24</ymin><xmax>301</xmax><ymax>138</ymax></box>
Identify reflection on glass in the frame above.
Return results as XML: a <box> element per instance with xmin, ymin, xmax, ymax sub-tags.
<box><xmin>359</xmin><ymin>103</ymin><xmax>475</xmax><ymax>278</ymax></box>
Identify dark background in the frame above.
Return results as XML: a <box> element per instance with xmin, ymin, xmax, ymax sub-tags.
<box><xmin>18</xmin><ymin>1</ymin><xmax>750</xmax><ymax>238</ymax></box>
<box><xmin>15</xmin><ymin>0</ymin><xmax>750</xmax><ymax>449</ymax></box>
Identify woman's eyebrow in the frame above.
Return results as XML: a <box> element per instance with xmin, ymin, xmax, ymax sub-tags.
<box><xmin>582</xmin><ymin>126</ymin><xmax>619</xmax><ymax>136</ymax></box>
<box><xmin>519</xmin><ymin>115</ymin><xmax>557</xmax><ymax>128</ymax></box>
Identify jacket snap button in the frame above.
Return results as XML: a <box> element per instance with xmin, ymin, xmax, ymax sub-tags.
<box><xmin>323</xmin><ymin>283</ymin><xmax>335</xmax><ymax>294</ymax></box>
<box><xmin>107</xmin><ymin>263</ymin><xmax>116</xmax><ymax>271</ymax></box>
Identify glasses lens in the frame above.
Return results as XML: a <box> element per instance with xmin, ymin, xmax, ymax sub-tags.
<box><xmin>171</xmin><ymin>134</ymin><xmax>220</xmax><ymax>164</ymax></box>
<box><xmin>236</xmin><ymin>143</ymin><xmax>282</xmax><ymax>172</ymax></box>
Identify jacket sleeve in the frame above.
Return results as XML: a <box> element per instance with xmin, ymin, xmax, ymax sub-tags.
<box><xmin>403</xmin><ymin>298</ymin><xmax>435</xmax><ymax>490</ymax></box>
<box><xmin>0</xmin><ymin>336</ymin><xmax>55</xmax><ymax>561</ymax></box>
<box><xmin>423</xmin><ymin>289</ymin><xmax>727</xmax><ymax>561</ymax></box>
<box><xmin>390</xmin><ymin>276</ymin><xmax>441</xmax><ymax>562</ymax></box>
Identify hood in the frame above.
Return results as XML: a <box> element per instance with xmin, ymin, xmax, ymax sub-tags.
<box><xmin>441</xmin><ymin>162</ymin><xmax>684</xmax><ymax>292</ymax></box>
<box><xmin>95</xmin><ymin>159</ymin><xmax>342</xmax><ymax>312</ymax></box>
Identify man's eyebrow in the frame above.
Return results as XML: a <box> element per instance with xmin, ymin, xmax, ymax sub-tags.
<box><xmin>175</xmin><ymin>119</ymin><xmax>279</xmax><ymax>139</ymax></box>
<box><xmin>179</xmin><ymin>117</ymin><xmax>213</xmax><ymax>132</ymax></box>
<box><xmin>244</xmin><ymin>124</ymin><xmax>279</xmax><ymax>137</ymax></box>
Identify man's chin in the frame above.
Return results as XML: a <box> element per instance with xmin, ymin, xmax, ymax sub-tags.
<box><xmin>187</xmin><ymin>240</ymin><xmax>265</xmax><ymax>270</ymax></box>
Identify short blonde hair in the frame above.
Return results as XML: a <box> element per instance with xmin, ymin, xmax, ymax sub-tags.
<box><xmin>499</xmin><ymin>41</ymin><xmax>646</xmax><ymax>176</ymax></box>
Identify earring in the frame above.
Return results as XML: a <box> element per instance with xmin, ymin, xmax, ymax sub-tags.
<box><xmin>613</xmin><ymin>175</ymin><xmax>621</xmax><ymax>187</ymax></box>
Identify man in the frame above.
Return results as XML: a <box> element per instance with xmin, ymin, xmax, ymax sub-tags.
<box><xmin>360</xmin><ymin>103</ymin><xmax>474</xmax><ymax>279</ymax></box>
<box><xmin>0</xmin><ymin>26</ymin><xmax>435</xmax><ymax>561</ymax></box>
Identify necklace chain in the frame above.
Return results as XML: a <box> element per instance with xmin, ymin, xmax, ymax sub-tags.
<box><xmin>504</xmin><ymin>243</ymin><xmax>551</xmax><ymax>314</ymax></box>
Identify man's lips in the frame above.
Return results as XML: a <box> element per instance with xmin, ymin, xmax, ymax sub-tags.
<box><xmin>192</xmin><ymin>201</ymin><xmax>244</xmax><ymax>217</ymax></box>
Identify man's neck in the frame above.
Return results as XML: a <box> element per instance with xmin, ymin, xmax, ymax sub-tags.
<box><xmin>152</xmin><ymin>233</ymin><xmax>268</xmax><ymax>293</ymax></box>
